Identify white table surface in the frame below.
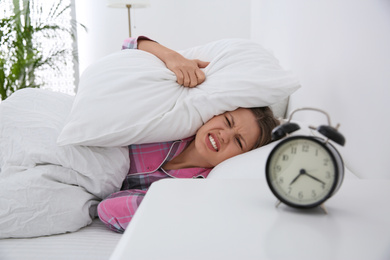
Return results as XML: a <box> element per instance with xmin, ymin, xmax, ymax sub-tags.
<box><xmin>110</xmin><ymin>178</ymin><xmax>390</xmax><ymax>260</ymax></box>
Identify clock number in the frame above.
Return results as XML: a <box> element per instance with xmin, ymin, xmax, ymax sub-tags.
<box><xmin>275</xmin><ymin>164</ymin><xmax>282</xmax><ymax>173</ymax></box>
<box><xmin>282</xmin><ymin>154</ymin><xmax>289</xmax><ymax>161</ymax></box>
<box><xmin>278</xmin><ymin>177</ymin><xmax>284</xmax><ymax>184</ymax></box>
<box><xmin>324</xmin><ymin>158</ymin><xmax>329</xmax><ymax>166</ymax></box>
<box><xmin>291</xmin><ymin>146</ymin><xmax>297</xmax><ymax>154</ymax></box>
<box><xmin>288</xmin><ymin>187</ymin><xmax>292</xmax><ymax>194</ymax></box>
<box><xmin>298</xmin><ymin>191</ymin><xmax>304</xmax><ymax>199</ymax></box>
<box><xmin>302</xmin><ymin>145</ymin><xmax>309</xmax><ymax>152</ymax></box>
<box><xmin>311</xmin><ymin>190</ymin><xmax>317</xmax><ymax>198</ymax></box>
<box><xmin>325</xmin><ymin>171</ymin><xmax>331</xmax><ymax>179</ymax></box>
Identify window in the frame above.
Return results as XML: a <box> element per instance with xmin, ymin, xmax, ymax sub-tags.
<box><xmin>0</xmin><ymin>0</ymin><xmax>78</xmax><ymax>96</ymax></box>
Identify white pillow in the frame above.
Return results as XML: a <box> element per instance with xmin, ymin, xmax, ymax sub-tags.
<box><xmin>57</xmin><ymin>39</ymin><xmax>300</xmax><ymax>147</ymax></box>
<box><xmin>208</xmin><ymin>120</ymin><xmax>314</xmax><ymax>179</ymax></box>
<box><xmin>208</xmin><ymin>141</ymin><xmax>278</xmax><ymax>179</ymax></box>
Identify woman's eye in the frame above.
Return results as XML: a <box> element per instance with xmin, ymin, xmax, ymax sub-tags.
<box><xmin>225</xmin><ymin>116</ymin><xmax>231</xmax><ymax>127</ymax></box>
<box><xmin>236</xmin><ymin>138</ymin><xmax>243</xmax><ymax>149</ymax></box>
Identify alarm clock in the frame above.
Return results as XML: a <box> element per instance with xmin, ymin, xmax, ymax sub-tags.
<box><xmin>265</xmin><ymin>107</ymin><xmax>346</xmax><ymax>212</ymax></box>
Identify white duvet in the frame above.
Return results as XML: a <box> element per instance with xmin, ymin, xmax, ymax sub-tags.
<box><xmin>0</xmin><ymin>89</ymin><xmax>130</xmax><ymax>238</ymax></box>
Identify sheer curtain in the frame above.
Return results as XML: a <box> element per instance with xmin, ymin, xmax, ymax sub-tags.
<box><xmin>0</xmin><ymin>0</ymin><xmax>78</xmax><ymax>96</ymax></box>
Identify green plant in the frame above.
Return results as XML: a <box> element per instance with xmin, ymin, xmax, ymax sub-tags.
<box><xmin>0</xmin><ymin>0</ymin><xmax>85</xmax><ymax>100</ymax></box>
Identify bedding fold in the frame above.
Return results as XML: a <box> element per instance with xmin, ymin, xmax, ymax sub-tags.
<box><xmin>0</xmin><ymin>89</ymin><xmax>130</xmax><ymax>238</ymax></box>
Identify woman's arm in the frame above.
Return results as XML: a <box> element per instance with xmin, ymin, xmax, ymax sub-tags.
<box><xmin>138</xmin><ymin>39</ymin><xmax>209</xmax><ymax>88</ymax></box>
<box><xmin>98</xmin><ymin>189</ymin><xmax>147</xmax><ymax>233</ymax></box>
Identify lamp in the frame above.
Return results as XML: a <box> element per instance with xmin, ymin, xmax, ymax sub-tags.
<box><xmin>107</xmin><ymin>0</ymin><xmax>150</xmax><ymax>37</ymax></box>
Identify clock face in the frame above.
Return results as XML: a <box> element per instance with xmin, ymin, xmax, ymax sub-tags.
<box><xmin>266</xmin><ymin>136</ymin><xmax>339</xmax><ymax>208</ymax></box>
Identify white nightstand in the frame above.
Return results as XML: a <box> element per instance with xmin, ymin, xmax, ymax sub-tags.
<box><xmin>110</xmin><ymin>178</ymin><xmax>390</xmax><ymax>260</ymax></box>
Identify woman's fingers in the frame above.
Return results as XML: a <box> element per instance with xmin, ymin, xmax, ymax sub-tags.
<box><xmin>184</xmin><ymin>59</ymin><xmax>209</xmax><ymax>87</ymax></box>
<box><xmin>197</xmin><ymin>60</ymin><xmax>210</xmax><ymax>69</ymax></box>
<box><xmin>188</xmin><ymin>70</ymin><xmax>199</xmax><ymax>88</ymax></box>
<box><xmin>195</xmin><ymin>69</ymin><xmax>206</xmax><ymax>85</ymax></box>
<box><xmin>167</xmin><ymin>57</ymin><xmax>209</xmax><ymax>87</ymax></box>
<box><xmin>193</xmin><ymin>60</ymin><xmax>209</xmax><ymax>86</ymax></box>
<box><xmin>182</xmin><ymin>69</ymin><xmax>204</xmax><ymax>88</ymax></box>
<box><xmin>171</xmin><ymin>69</ymin><xmax>183</xmax><ymax>86</ymax></box>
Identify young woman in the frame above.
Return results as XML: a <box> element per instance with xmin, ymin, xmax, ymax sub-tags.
<box><xmin>97</xmin><ymin>37</ymin><xmax>280</xmax><ymax>233</ymax></box>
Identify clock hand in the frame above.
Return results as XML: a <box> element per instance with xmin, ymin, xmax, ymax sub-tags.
<box><xmin>303</xmin><ymin>172</ymin><xmax>326</xmax><ymax>185</ymax></box>
<box><xmin>289</xmin><ymin>169</ymin><xmax>305</xmax><ymax>185</ymax></box>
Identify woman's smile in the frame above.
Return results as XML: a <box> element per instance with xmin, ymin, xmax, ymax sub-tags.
<box><xmin>207</xmin><ymin>133</ymin><xmax>219</xmax><ymax>152</ymax></box>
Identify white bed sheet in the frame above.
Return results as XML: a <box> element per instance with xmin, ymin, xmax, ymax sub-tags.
<box><xmin>0</xmin><ymin>218</ymin><xmax>121</xmax><ymax>260</ymax></box>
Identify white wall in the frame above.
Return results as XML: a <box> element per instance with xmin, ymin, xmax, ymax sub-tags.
<box><xmin>74</xmin><ymin>0</ymin><xmax>390</xmax><ymax>179</ymax></box>
<box><xmin>251</xmin><ymin>0</ymin><xmax>390</xmax><ymax>179</ymax></box>
<box><xmin>75</xmin><ymin>0</ymin><xmax>251</xmax><ymax>75</ymax></box>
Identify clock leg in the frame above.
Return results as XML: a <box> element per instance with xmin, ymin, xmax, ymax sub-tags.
<box><xmin>275</xmin><ymin>200</ymin><xmax>282</xmax><ymax>208</ymax></box>
<box><xmin>320</xmin><ymin>203</ymin><xmax>328</xmax><ymax>214</ymax></box>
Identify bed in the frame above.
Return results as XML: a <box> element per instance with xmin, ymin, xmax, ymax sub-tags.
<box><xmin>1</xmin><ymin>0</ymin><xmax>389</xmax><ymax>259</ymax></box>
<box><xmin>0</xmin><ymin>36</ymin><xmax>298</xmax><ymax>256</ymax></box>
<box><xmin>0</xmin><ymin>219</ymin><xmax>121</xmax><ymax>260</ymax></box>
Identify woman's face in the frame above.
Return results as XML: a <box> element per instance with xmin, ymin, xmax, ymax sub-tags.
<box><xmin>194</xmin><ymin>108</ymin><xmax>260</xmax><ymax>167</ymax></box>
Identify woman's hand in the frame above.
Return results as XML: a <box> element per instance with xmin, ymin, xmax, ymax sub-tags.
<box><xmin>138</xmin><ymin>39</ymin><xmax>209</xmax><ymax>88</ymax></box>
<box><xmin>164</xmin><ymin>52</ymin><xmax>209</xmax><ymax>88</ymax></box>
